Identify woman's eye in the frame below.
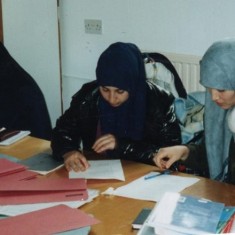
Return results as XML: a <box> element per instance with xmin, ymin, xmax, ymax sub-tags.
<box><xmin>101</xmin><ymin>87</ymin><xmax>108</xmax><ymax>92</ymax></box>
<box><xmin>117</xmin><ymin>90</ymin><xmax>125</xmax><ymax>94</ymax></box>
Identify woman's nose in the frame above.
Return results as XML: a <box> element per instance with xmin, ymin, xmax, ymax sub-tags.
<box><xmin>211</xmin><ymin>89</ymin><xmax>219</xmax><ymax>101</ymax></box>
<box><xmin>108</xmin><ymin>92</ymin><xmax>116</xmax><ymax>105</ymax></box>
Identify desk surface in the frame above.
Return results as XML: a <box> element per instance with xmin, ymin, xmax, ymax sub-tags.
<box><xmin>1</xmin><ymin>136</ymin><xmax>235</xmax><ymax>235</ymax></box>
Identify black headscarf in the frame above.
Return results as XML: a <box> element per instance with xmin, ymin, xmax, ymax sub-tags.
<box><xmin>0</xmin><ymin>42</ymin><xmax>52</xmax><ymax>140</ymax></box>
<box><xmin>96</xmin><ymin>42</ymin><xmax>147</xmax><ymax>140</ymax></box>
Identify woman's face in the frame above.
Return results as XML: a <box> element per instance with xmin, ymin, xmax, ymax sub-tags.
<box><xmin>99</xmin><ymin>86</ymin><xmax>129</xmax><ymax>107</ymax></box>
<box><xmin>209</xmin><ymin>88</ymin><xmax>235</xmax><ymax>109</ymax></box>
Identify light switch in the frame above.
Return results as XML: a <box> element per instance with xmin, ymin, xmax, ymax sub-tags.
<box><xmin>84</xmin><ymin>19</ymin><xmax>102</xmax><ymax>34</ymax></box>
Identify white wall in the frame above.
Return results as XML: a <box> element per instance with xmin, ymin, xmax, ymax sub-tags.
<box><xmin>2</xmin><ymin>0</ymin><xmax>61</xmax><ymax>127</ymax></box>
<box><xmin>59</xmin><ymin>0</ymin><xmax>235</xmax><ymax>109</ymax></box>
<box><xmin>3</xmin><ymin>0</ymin><xmax>235</xmax><ymax>117</ymax></box>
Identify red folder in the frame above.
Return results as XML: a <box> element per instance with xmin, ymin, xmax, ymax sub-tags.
<box><xmin>0</xmin><ymin>178</ymin><xmax>88</xmax><ymax>204</ymax></box>
<box><xmin>0</xmin><ymin>158</ymin><xmax>27</xmax><ymax>176</ymax></box>
<box><xmin>0</xmin><ymin>204</ymin><xmax>100</xmax><ymax>235</ymax></box>
<box><xmin>0</xmin><ymin>170</ymin><xmax>38</xmax><ymax>181</ymax></box>
<box><xmin>0</xmin><ymin>178</ymin><xmax>86</xmax><ymax>191</ymax></box>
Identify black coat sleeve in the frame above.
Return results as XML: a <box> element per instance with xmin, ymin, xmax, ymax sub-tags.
<box><xmin>181</xmin><ymin>138</ymin><xmax>209</xmax><ymax>177</ymax></box>
<box><xmin>51</xmin><ymin>81</ymin><xmax>98</xmax><ymax>160</ymax></box>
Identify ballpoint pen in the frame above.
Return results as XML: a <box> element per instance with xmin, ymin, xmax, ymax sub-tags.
<box><xmin>144</xmin><ymin>169</ymin><xmax>172</xmax><ymax>180</ymax></box>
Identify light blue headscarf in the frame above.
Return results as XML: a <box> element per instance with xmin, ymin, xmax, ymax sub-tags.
<box><xmin>200</xmin><ymin>38</ymin><xmax>235</xmax><ymax>181</ymax></box>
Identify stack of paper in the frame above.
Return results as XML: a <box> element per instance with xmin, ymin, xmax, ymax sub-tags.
<box><xmin>138</xmin><ymin>192</ymin><xmax>235</xmax><ymax>235</ymax></box>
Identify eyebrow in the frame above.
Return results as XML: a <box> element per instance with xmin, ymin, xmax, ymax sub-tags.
<box><xmin>101</xmin><ymin>86</ymin><xmax>124</xmax><ymax>91</ymax></box>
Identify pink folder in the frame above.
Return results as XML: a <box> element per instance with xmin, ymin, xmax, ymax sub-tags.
<box><xmin>0</xmin><ymin>204</ymin><xmax>100</xmax><ymax>235</ymax></box>
<box><xmin>0</xmin><ymin>169</ymin><xmax>38</xmax><ymax>181</ymax></box>
<box><xmin>0</xmin><ymin>178</ymin><xmax>87</xmax><ymax>191</ymax></box>
<box><xmin>0</xmin><ymin>178</ymin><xmax>88</xmax><ymax>204</ymax></box>
<box><xmin>0</xmin><ymin>158</ymin><xmax>26</xmax><ymax>176</ymax></box>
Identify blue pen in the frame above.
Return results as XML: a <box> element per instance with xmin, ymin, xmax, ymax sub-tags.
<box><xmin>144</xmin><ymin>169</ymin><xmax>171</xmax><ymax>180</ymax></box>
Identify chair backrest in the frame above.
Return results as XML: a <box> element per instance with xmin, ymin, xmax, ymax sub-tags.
<box><xmin>142</xmin><ymin>52</ymin><xmax>205</xmax><ymax>146</ymax></box>
<box><xmin>142</xmin><ymin>52</ymin><xmax>187</xmax><ymax>99</ymax></box>
<box><xmin>0</xmin><ymin>42</ymin><xmax>52</xmax><ymax>140</ymax></box>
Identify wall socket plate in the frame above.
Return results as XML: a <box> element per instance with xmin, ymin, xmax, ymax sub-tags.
<box><xmin>84</xmin><ymin>19</ymin><xmax>102</xmax><ymax>34</ymax></box>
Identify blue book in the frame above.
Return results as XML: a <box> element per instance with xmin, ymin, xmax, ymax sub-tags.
<box><xmin>146</xmin><ymin>192</ymin><xmax>225</xmax><ymax>235</ymax></box>
<box><xmin>0</xmin><ymin>153</ymin><xmax>19</xmax><ymax>162</ymax></box>
<box><xmin>216</xmin><ymin>206</ymin><xmax>235</xmax><ymax>233</ymax></box>
<box><xmin>20</xmin><ymin>153</ymin><xmax>63</xmax><ymax>171</ymax></box>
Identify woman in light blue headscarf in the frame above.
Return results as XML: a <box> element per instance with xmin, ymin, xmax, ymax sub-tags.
<box><xmin>153</xmin><ymin>38</ymin><xmax>235</xmax><ymax>184</ymax></box>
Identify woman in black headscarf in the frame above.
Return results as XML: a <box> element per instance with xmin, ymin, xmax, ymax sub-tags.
<box><xmin>51</xmin><ymin>42</ymin><xmax>181</xmax><ymax>172</ymax></box>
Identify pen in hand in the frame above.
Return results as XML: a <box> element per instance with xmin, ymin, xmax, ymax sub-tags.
<box><xmin>144</xmin><ymin>169</ymin><xmax>172</xmax><ymax>180</ymax></box>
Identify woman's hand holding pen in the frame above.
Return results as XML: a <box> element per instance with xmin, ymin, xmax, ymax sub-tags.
<box><xmin>152</xmin><ymin>145</ymin><xmax>190</xmax><ymax>169</ymax></box>
<box><xmin>92</xmin><ymin>134</ymin><xmax>117</xmax><ymax>153</ymax></box>
<box><xmin>63</xmin><ymin>151</ymin><xmax>90</xmax><ymax>172</ymax></box>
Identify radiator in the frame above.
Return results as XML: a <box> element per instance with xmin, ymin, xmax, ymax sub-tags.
<box><xmin>162</xmin><ymin>52</ymin><xmax>205</xmax><ymax>93</ymax></box>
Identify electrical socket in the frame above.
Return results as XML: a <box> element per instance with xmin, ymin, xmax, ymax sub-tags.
<box><xmin>84</xmin><ymin>19</ymin><xmax>102</xmax><ymax>34</ymax></box>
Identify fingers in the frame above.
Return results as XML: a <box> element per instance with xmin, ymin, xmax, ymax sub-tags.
<box><xmin>64</xmin><ymin>151</ymin><xmax>90</xmax><ymax>172</ymax></box>
<box><xmin>153</xmin><ymin>149</ymin><xmax>169</xmax><ymax>169</ymax></box>
<box><xmin>152</xmin><ymin>148</ymin><xmax>176</xmax><ymax>169</ymax></box>
<box><xmin>152</xmin><ymin>146</ymin><xmax>190</xmax><ymax>170</ymax></box>
<box><xmin>164</xmin><ymin>156</ymin><xmax>177</xmax><ymax>169</ymax></box>
<box><xmin>92</xmin><ymin>134</ymin><xmax>116</xmax><ymax>153</ymax></box>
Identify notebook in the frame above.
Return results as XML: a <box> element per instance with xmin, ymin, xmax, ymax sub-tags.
<box><xmin>0</xmin><ymin>130</ymin><xmax>30</xmax><ymax>146</ymax></box>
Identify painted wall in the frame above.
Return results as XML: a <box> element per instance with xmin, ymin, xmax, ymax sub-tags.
<box><xmin>2</xmin><ymin>0</ymin><xmax>235</xmax><ymax>122</ymax></box>
<box><xmin>59</xmin><ymin>0</ymin><xmax>235</xmax><ymax>109</ymax></box>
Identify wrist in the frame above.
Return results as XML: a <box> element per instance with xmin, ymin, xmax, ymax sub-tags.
<box><xmin>63</xmin><ymin>150</ymin><xmax>78</xmax><ymax>160</ymax></box>
<box><xmin>180</xmin><ymin>146</ymin><xmax>190</xmax><ymax>161</ymax></box>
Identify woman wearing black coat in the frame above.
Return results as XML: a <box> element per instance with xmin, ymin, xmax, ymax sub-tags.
<box><xmin>51</xmin><ymin>42</ymin><xmax>181</xmax><ymax>172</ymax></box>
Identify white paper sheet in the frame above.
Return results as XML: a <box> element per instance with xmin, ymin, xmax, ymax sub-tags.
<box><xmin>69</xmin><ymin>159</ymin><xmax>125</xmax><ymax>181</ymax></box>
<box><xmin>0</xmin><ymin>189</ymin><xmax>99</xmax><ymax>216</ymax></box>
<box><xmin>102</xmin><ymin>173</ymin><xmax>199</xmax><ymax>202</ymax></box>
<box><xmin>31</xmin><ymin>164</ymin><xmax>64</xmax><ymax>175</ymax></box>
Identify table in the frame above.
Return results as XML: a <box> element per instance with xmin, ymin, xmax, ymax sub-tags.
<box><xmin>1</xmin><ymin>136</ymin><xmax>235</xmax><ymax>235</ymax></box>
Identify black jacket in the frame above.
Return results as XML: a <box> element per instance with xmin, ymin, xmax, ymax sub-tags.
<box><xmin>51</xmin><ymin>80</ymin><xmax>181</xmax><ymax>164</ymax></box>
<box><xmin>183</xmin><ymin>140</ymin><xmax>235</xmax><ymax>184</ymax></box>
